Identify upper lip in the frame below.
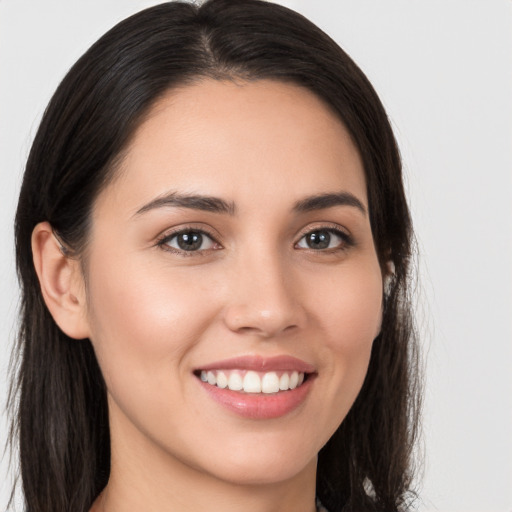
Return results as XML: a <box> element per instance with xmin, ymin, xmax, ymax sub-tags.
<box><xmin>196</xmin><ymin>355</ymin><xmax>316</xmax><ymax>373</ymax></box>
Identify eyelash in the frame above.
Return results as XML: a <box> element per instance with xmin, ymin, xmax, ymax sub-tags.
<box><xmin>156</xmin><ymin>224</ymin><xmax>354</xmax><ymax>256</ymax></box>
<box><xmin>156</xmin><ymin>227</ymin><xmax>220</xmax><ymax>257</ymax></box>
<box><xmin>295</xmin><ymin>224</ymin><xmax>354</xmax><ymax>253</ymax></box>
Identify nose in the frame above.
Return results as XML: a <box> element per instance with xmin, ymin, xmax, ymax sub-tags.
<box><xmin>222</xmin><ymin>252</ymin><xmax>305</xmax><ymax>338</ymax></box>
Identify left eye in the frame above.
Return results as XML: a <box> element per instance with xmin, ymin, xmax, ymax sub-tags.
<box><xmin>163</xmin><ymin>230</ymin><xmax>216</xmax><ymax>252</ymax></box>
<box><xmin>296</xmin><ymin>229</ymin><xmax>347</xmax><ymax>250</ymax></box>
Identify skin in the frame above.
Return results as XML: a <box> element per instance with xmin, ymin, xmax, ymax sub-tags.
<box><xmin>33</xmin><ymin>79</ymin><xmax>383</xmax><ymax>512</ymax></box>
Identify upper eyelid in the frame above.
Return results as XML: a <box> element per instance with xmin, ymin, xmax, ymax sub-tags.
<box><xmin>295</xmin><ymin>222</ymin><xmax>351</xmax><ymax>240</ymax></box>
<box><xmin>156</xmin><ymin>224</ymin><xmax>221</xmax><ymax>244</ymax></box>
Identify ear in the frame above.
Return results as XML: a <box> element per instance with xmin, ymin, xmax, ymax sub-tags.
<box><xmin>375</xmin><ymin>260</ymin><xmax>395</xmax><ymax>339</ymax></box>
<box><xmin>31</xmin><ymin>222</ymin><xmax>90</xmax><ymax>340</ymax></box>
<box><xmin>383</xmin><ymin>260</ymin><xmax>396</xmax><ymax>296</ymax></box>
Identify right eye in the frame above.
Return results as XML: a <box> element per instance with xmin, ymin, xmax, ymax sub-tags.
<box><xmin>158</xmin><ymin>229</ymin><xmax>219</xmax><ymax>254</ymax></box>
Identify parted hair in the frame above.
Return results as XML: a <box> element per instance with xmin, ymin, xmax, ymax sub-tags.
<box><xmin>10</xmin><ymin>1</ymin><xmax>421</xmax><ymax>511</ymax></box>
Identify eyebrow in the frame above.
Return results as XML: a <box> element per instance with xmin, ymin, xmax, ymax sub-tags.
<box><xmin>134</xmin><ymin>191</ymin><xmax>236</xmax><ymax>216</ymax></box>
<box><xmin>293</xmin><ymin>192</ymin><xmax>367</xmax><ymax>216</ymax></box>
<box><xmin>134</xmin><ymin>190</ymin><xmax>366</xmax><ymax>217</ymax></box>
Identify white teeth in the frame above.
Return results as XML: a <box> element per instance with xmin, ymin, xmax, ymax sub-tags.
<box><xmin>243</xmin><ymin>371</ymin><xmax>262</xmax><ymax>393</ymax></box>
<box><xmin>261</xmin><ymin>372</ymin><xmax>280</xmax><ymax>393</ymax></box>
<box><xmin>200</xmin><ymin>369</ymin><xmax>307</xmax><ymax>393</ymax></box>
<box><xmin>279</xmin><ymin>373</ymin><xmax>290</xmax><ymax>390</ymax></box>
<box><xmin>289</xmin><ymin>371</ymin><xmax>299</xmax><ymax>389</ymax></box>
<box><xmin>216</xmin><ymin>371</ymin><xmax>228</xmax><ymax>389</ymax></box>
<box><xmin>228</xmin><ymin>372</ymin><xmax>243</xmax><ymax>391</ymax></box>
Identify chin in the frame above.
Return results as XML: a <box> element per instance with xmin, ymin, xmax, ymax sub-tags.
<box><xmin>203</xmin><ymin>452</ymin><xmax>317</xmax><ymax>486</ymax></box>
<box><xmin>185</xmin><ymin>431</ymin><xmax>320</xmax><ymax>486</ymax></box>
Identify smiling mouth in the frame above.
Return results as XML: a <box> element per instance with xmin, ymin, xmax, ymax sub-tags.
<box><xmin>195</xmin><ymin>369</ymin><xmax>309</xmax><ymax>394</ymax></box>
<box><xmin>194</xmin><ymin>356</ymin><xmax>316</xmax><ymax>418</ymax></box>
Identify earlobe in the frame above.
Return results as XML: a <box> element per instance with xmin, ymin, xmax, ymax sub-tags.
<box><xmin>31</xmin><ymin>222</ymin><xmax>90</xmax><ymax>340</ymax></box>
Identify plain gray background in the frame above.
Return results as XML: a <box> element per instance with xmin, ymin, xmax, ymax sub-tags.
<box><xmin>1</xmin><ymin>1</ymin><xmax>511</xmax><ymax>511</ymax></box>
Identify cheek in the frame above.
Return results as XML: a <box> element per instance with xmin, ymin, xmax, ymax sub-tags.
<box><xmin>84</xmin><ymin>254</ymin><xmax>217</xmax><ymax>394</ymax></box>
<box><xmin>311</xmin><ymin>260</ymin><xmax>382</xmax><ymax>415</ymax></box>
<box><xmin>318</xmin><ymin>261</ymin><xmax>383</xmax><ymax>351</ymax></box>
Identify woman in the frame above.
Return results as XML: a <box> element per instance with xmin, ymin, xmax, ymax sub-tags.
<box><xmin>10</xmin><ymin>0</ymin><xmax>421</xmax><ymax>511</ymax></box>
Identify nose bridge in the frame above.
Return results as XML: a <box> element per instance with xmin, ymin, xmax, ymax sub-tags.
<box><xmin>223</xmin><ymin>243</ymin><xmax>302</xmax><ymax>336</ymax></box>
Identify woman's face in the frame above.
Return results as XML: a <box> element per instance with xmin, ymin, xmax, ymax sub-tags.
<box><xmin>83</xmin><ymin>79</ymin><xmax>383</xmax><ymax>487</ymax></box>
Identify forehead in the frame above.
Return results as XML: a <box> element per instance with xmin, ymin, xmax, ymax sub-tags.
<box><xmin>96</xmin><ymin>79</ymin><xmax>367</xmax><ymax>215</ymax></box>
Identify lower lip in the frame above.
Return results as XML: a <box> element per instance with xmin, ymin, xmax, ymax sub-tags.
<box><xmin>198</xmin><ymin>376</ymin><xmax>315</xmax><ymax>419</ymax></box>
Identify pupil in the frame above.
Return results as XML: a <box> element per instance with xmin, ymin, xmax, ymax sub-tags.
<box><xmin>308</xmin><ymin>231</ymin><xmax>330</xmax><ymax>249</ymax></box>
<box><xmin>177</xmin><ymin>232</ymin><xmax>202</xmax><ymax>251</ymax></box>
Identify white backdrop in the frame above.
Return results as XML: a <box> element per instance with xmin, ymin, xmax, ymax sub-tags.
<box><xmin>1</xmin><ymin>1</ymin><xmax>511</xmax><ymax>511</ymax></box>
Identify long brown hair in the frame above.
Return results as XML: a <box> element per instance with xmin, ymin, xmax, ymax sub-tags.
<box><xmin>10</xmin><ymin>1</ymin><xmax>421</xmax><ymax>510</ymax></box>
